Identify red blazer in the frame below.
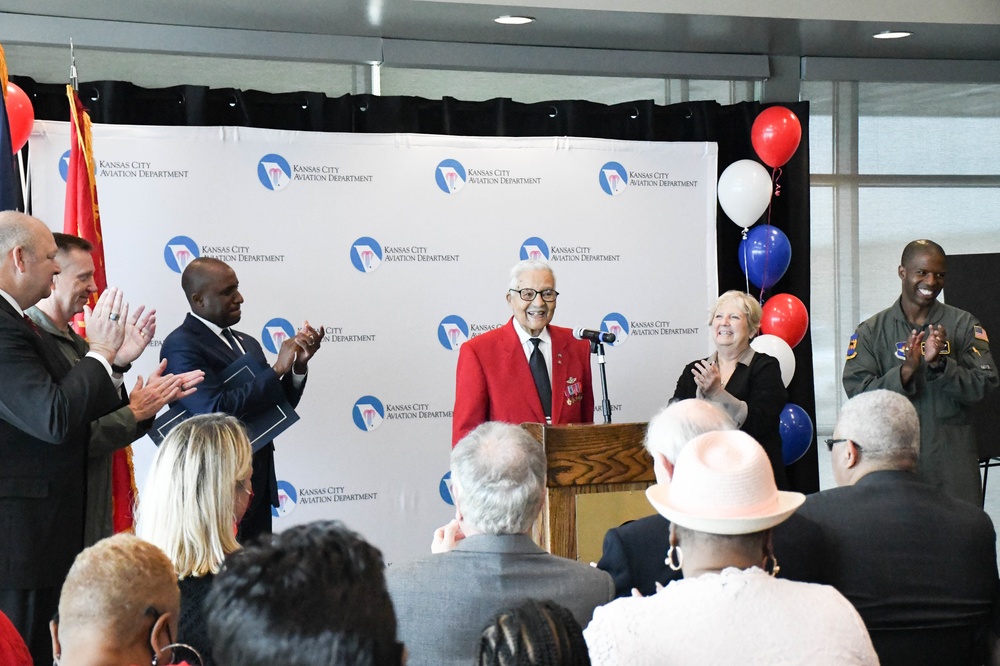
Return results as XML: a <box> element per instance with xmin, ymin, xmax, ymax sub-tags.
<box><xmin>452</xmin><ymin>319</ymin><xmax>594</xmax><ymax>445</ymax></box>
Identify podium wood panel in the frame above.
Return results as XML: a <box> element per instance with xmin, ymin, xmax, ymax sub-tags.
<box><xmin>523</xmin><ymin>422</ymin><xmax>653</xmax><ymax>560</ymax></box>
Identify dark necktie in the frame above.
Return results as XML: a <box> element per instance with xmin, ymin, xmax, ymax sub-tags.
<box><xmin>529</xmin><ymin>338</ymin><xmax>552</xmax><ymax>419</ymax></box>
<box><xmin>221</xmin><ymin>328</ymin><xmax>243</xmax><ymax>354</ymax></box>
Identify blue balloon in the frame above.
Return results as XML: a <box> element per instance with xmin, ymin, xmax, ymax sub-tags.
<box><xmin>779</xmin><ymin>402</ymin><xmax>814</xmax><ymax>466</ymax></box>
<box><xmin>738</xmin><ymin>225</ymin><xmax>792</xmax><ymax>290</ymax></box>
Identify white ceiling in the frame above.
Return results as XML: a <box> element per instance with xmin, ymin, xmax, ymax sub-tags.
<box><xmin>3</xmin><ymin>0</ymin><xmax>1000</xmax><ymax>63</ymax></box>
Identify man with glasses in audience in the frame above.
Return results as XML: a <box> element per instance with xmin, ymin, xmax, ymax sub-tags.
<box><xmin>774</xmin><ymin>390</ymin><xmax>999</xmax><ymax>666</ymax></box>
<box><xmin>452</xmin><ymin>259</ymin><xmax>593</xmax><ymax>445</ymax></box>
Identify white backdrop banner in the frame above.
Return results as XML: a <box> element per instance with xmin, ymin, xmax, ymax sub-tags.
<box><xmin>28</xmin><ymin>122</ymin><xmax>718</xmax><ymax>565</ymax></box>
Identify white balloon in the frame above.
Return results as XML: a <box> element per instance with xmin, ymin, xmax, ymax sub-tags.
<box><xmin>751</xmin><ymin>334</ymin><xmax>796</xmax><ymax>387</ymax></box>
<box><xmin>717</xmin><ymin>159</ymin><xmax>772</xmax><ymax>229</ymax></box>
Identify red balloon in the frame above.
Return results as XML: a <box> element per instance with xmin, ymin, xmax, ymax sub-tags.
<box><xmin>5</xmin><ymin>82</ymin><xmax>35</xmax><ymax>154</ymax></box>
<box><xmin>751</xmin><ymin>106</ymin><xmax>801</xmax><ymax>168</ymax></box>
<box><xmin>760</xmin><ymin>293</ymin><xmax>809</xmax><ymax>348</ymax></box>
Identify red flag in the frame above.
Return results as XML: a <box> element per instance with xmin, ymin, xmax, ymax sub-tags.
<box><xmin>64</xmin><ymin>85</ymin><xmax>137</xmax><ymax>534</ymax></box>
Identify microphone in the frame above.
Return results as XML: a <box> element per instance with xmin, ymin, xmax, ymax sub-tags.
<box><xmin>574</xmin><ymin>328</ymin><xmax>616</xmax><ymax>344</ymax></box>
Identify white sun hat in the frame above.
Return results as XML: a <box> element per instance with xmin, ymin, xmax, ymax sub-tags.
<box><xmin>645</xmin><ymin>430</ymin><xmax>805</xmax><ymax>535</ymax></box>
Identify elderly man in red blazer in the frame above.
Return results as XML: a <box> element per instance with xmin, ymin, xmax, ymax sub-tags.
<box><xmin>452</xmin><ymin>259</ymin><xmax>594</xmax><ymax>445</ymax></box>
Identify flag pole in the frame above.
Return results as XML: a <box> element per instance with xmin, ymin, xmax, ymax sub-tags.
<box><xmin>70</xmin><ymin>39</ymin><xmax>78</xmax><ymax>92</ymax></box>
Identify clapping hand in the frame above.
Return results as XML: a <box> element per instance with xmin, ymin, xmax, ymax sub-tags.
<box><xmin>114</xmin><ymin>305</ymin><xmax>156</xmax><ymax>368</ymax></box>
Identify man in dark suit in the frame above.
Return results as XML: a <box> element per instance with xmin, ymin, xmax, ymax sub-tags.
<box><xmin>774</xmin><ymin>389</ymin><xmax>999</xmax><ymax>666</ymax></box>
<box><xmin>387</xmin><ymin>422</ymin><xmax>614</xmax><ymax>666</ymax></box>
<box><xmin>452</xmin><ymin>259</ymin><xmax>593</xmax><ymax>445</ymax></box>
<box><xmin>160</xmin><ymin>257</ymin><xmax>322</xmax><ymax>541</ymax></box>
<box><xmin>0</xmin><ymin>211</ymin><xmax>131</xmax><ymax>663</ymax></box>
<box><xmin>596</xmin><ymin>399</ymin><xmax>736</xmax><ymax>597</ymax></box>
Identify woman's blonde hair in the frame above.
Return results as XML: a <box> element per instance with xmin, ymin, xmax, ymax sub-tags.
<box><xmin>136</xmin><ymin>413</ymin><xmax>252</xmax><ymax>577</ymax></box>
<box><xmin>709</xmin><ymin>290</ymin><xmax>763</xmax><ymax>338</ymax></box>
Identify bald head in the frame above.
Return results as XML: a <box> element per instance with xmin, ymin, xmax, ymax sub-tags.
<box><xmin>181</xmin><ymin>257</ymin><xmax>244</xmax><ymax>327</ymax></box>
<box><xmin>900</xmin><ymin>239</ymin><xmax>945</xmax><ymax>267</ymax></box>
<box><xmin>181</xmin><ymin>257</ymin><xmax>229</xmax><ymax>303</ymax></box>
<box><xmin>0</xmin><ymin>211</ymin><xmax>60</xmax><ymax>308</ymax></box>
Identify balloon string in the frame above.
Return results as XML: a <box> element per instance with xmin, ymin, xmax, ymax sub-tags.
<box><xmin>758</xmin><ymin>167</ymin><xmax>779</xmax><ymax>303</ymax></box>
<box><xmin>742</xmin><ymin>227</ymin><xmax>750</xmax><ymax>294</ymax></box>
<box><xmin>773</xmin><ymin>167</ymin><xmax>783</xmax><ymax>198</ymax></box>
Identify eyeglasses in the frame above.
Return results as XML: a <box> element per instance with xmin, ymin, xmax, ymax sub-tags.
<box><xmin>509</xmin><ymin>288</ymin><xmax>559</xmax><ymax>302</ymax></box>
<box><xmin>824</xmin><ymin>438</ymin><xmax>863</xmax><ymax>452</ymax></box>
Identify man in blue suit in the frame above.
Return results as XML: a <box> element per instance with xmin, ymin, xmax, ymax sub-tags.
<box><xmin>161</xmin><ymin>257</ymin><xmax>322</xmax><ymax>541</ymax></box>
<box><xmin>596</xmin><ymin>399</ymin><xmax>736</xmax><ymax>597</ymax></box>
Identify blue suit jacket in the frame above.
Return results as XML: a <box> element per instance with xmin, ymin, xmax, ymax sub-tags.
<box><xmin>160</xmin><ymin>314</ymin><xmax>305</xmax><ymax>507</ymax></box>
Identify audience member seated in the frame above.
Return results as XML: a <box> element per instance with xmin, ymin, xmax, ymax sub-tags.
<box><xmin>205</xmin><ymin>520</ymin><xmax>404</xmax><ymax>666</ymax></box>
<box><xmin>477</xmin><ymin>599</ymin><xmax>591</xmax><ymax>666</ymax></box>
<box><xmin>387</xmin><ymin>422</ymin><xmax>614</xmax><ymax>666</ymax></box>
<box><xmin>0</xmin><ymin>610</ymin><xmax>31</xmax><ymax>666</ymax></box>
<box><xmin>597</xmin><ymin>399</ymin><xmax>735</xmax><ymax>597</ymax></box>
<box><xmin>136</xmin><ymin>414</ymin><xmax>253</xmax><ymax>665</ymax></box>
<box><xmin>774</xmin><ymin>389</ymin><xmax>1000</xmax><ymax>666</ymax></box>
<box><xmin>584</xmin><ymin>430</ymin><xmax>878</xmax><ymax>665</ymax></box>
<box><xmin>49</xmin><ymin>534</ymin><xmax>191</xmax><ymax>666</ymax></box>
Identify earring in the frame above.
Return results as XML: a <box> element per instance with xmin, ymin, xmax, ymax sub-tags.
<box><xmin>665</xmin><ymin>544</ymin><xmax>683</xmax><ymax>571</ymax></box>
<box><xmin>766</xmin><ymin>552</ymin><xmax>780</xmax><ymax>577</ymax></box>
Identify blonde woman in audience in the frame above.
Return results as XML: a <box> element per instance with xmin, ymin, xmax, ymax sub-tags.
<box><xmin>136</xmin><ymin>414</ymin><xmax>253</xmax><ymax>666</ymax></box>
<box><xmin>50</xmin><ymin>533</ymin><xmax>195</xmax><ymax>666</ymax></box>
<box><xmin>584</xmin><ymin>430</ymin><xmax>878</xmax><ymax>665</ymax></box>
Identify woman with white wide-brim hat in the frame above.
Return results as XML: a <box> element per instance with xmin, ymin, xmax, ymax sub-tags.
<box><xmin>584</xmin><ymin>430</ymin><xmax>878</xmax><ymax>666</ymax></box>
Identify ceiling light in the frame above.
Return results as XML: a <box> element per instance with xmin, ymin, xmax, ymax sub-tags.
<box><xmin>873</xmin><ymin>30</ymin><xmax>912</xmax><ymax>39</ymax></box>
<box><xmin>495</xmin><ymin>15</ymin><xmax>535</xmax><ymax>25</ymax></box>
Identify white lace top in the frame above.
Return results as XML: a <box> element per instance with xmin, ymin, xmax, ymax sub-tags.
<box><xmin>584</xmin><ymin>566</ymin><xmax>878</xmax><ymax>665</ymax></box>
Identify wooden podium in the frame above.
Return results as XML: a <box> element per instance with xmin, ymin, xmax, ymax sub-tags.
<box><xmin>522</xmin><ymin>421</ymin><xmax>653</xmax><ymax>561</ymax></box>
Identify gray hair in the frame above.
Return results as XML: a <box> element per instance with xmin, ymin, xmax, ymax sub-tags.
<box><xmin>451</xmin><ymin>422</ymin><xmax>546</xmax><ymax>535</ymax></box>
<box><xmin>0</xmin><ymin>210</ymin><xmax>38</xmax><ymax>257</ymax></box>
<box><xmin>835</xmin><ymin>390</ymin><xmax>920</xmax><ymax>472</ymax></box>
<box><xmin>509</xmin><ymin>259</ymin><xmax>555</xmax><ymax>290</ymax></box>
<box><xmin>646</xmin><ymin>399</ymin><xmax>737</xmax><ymax>462</ymax></box>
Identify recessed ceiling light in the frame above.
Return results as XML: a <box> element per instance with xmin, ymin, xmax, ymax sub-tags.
<box><xmin>495</xmin><ymin>15</ymin><xmax>535</xmax><ymax>25</ymax></box>
<box><xmin>873</xmin><ymin>30</ymin><xmax>912</xmax><ymax>39</ymax></box>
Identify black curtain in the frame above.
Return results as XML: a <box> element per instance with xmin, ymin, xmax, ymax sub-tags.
<box><xmin>13</xmin><ymin>76</ymin><xmax>818</xmax><ymax>492</ymax></box>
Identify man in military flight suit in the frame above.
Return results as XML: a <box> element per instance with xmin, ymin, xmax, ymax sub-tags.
<box><xmin>843</xmin><ymin>239</ymin><xmax>997</xmax><ymax>506</ymax></box>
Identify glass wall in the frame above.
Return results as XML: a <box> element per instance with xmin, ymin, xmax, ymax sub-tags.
<box><xmin>803</xmin><ymin>80</ymin><xmax>1000</xmax><ymax>431</ymax></box>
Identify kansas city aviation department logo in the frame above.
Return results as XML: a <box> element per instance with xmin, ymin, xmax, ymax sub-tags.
<box><xmin>520</xmin><ymin>237</ymin><xmax>550</xmax><ymax>261</ymax></box>
<box><xmin>58</xmin><ymin>150</ymin><xmax>71</xmax><ymax>182</ymax></box>
<box><xmin>261</xmin><ymin>318</ymin><xmax>296</xmax><ymax>354</ymax></box>
<box><xmin>258</xmin><ymin>153</ymin><xmax>292</xmax><ymax>191</ymax></box>
<box><xmin>353</xmin><ymin>395</ymin><xmax>385</xmax><ymax>432</ymax></box>
<box><xmin>599</xmin><ymin>162</ymin><xmax>629</xmax><ymax>196</ymax></box>
<box><xmin>163</xmin><ymin>236</ymin><xmax>200</xmax><ymax>273</ymax></box>
<box><xmin>439</xmin><ymin>471</ymin><xmax>454</xmax><ymax>506</ymax></box>
<box><xmin>601</xmin><ymin>312</ymin><xmax>630</xmax><ymax>346</ymax></box>
<box><xmin>351</xmin><ymin>237</ymin><xmax>383</xmax><ymax>273</ymax></box>
<box><xmin>435</xmin><ymin>159</ymin><xmax>467</xmax><ymax>194</ymax></box>
<box><xmin>438</xmin><ymin>315</ymin><xmax>469</xmax><ymax>351</ymax></box>
<box><xmin>272</xmin><ymin>481</ymin><xmax>297</xmax><ymax>518</ymax></box>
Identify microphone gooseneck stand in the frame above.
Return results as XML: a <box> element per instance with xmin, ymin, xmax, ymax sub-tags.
<box><xmin>591</xmin><ymin>340</ymin><xmax>612</xmax><ymax>424</ymax></box>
